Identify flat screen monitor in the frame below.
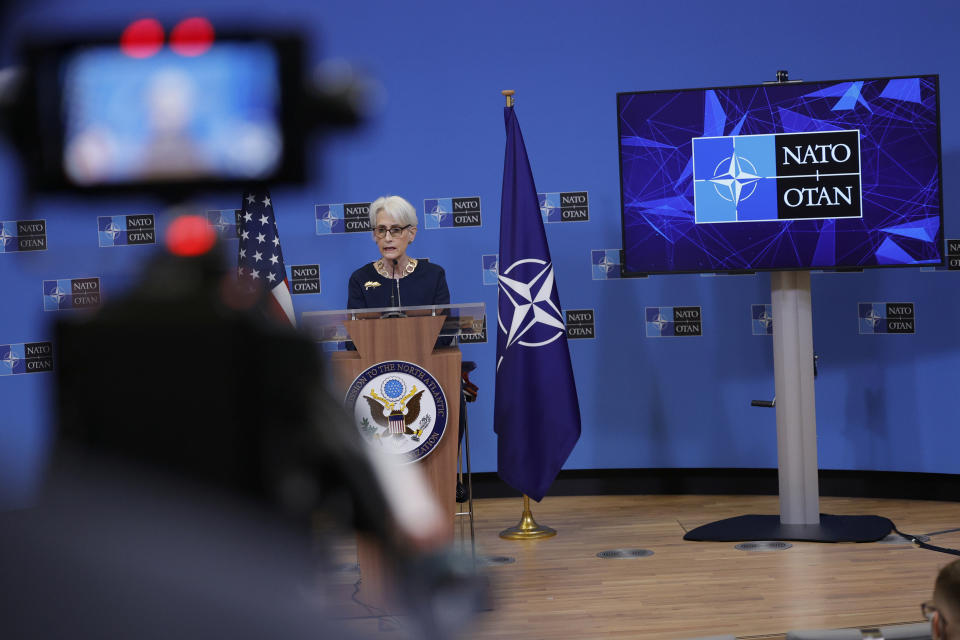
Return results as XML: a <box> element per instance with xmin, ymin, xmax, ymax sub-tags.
<box><xmin>617</xmin><ymin>75</ymin><xmax>943</xmax><ymax>275</ymax></box>
<box><xmin>21</xmin><ymin>33</ymin><xmax>304</xmax><ymax>193</ymax></box>
<box><xmin>61</xmin><ymin>42</ymin><xmax>282</xmax><ymax>186</ymax></box>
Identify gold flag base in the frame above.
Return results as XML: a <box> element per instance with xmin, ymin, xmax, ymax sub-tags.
<box><xmin>499</xmin><ymin>495</ymin><xmax>557</xmax><ymax>540</ymax></box>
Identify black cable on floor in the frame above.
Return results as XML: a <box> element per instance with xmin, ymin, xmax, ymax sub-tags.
<box><xmin>349</xmin><ymin>576</ymin><xmax>404</xmax><ymax>628</ymax></box>
<box><xmin>893</xmin><ymin>524</ymin><xmax>960</xmax><ymax>557</ymax></box>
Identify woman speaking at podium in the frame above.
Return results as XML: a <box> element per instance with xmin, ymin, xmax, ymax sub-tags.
<box><xmin>345</xmin><ymin>195</ymin><xmax>467</xmax><ymax>502</ymax></box>
<box><xmin>347</xmin><ymin>195</ymin><xmax>450</xmax><ymax>310</ymax></box>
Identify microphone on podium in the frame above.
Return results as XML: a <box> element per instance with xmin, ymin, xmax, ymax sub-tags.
<box><xmin>392</xmin><ymin>259</ymin><xmax>402</xmax><ymax>308</ymax></box>
<box><xmin>390</xmin><ymin>260</ymin><xmax>396</xmax><ymax>307</ymax></box>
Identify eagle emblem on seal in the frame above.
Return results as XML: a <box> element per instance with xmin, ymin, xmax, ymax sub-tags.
<box><xmin>346</xmin><ymin>361</ymin><xmax>447</xmax><ymax>462</ymax></box>
<box><xmin>363</xmin><ymin>376</ymin><xmax>427</xmax><ymax>440</ymax></box>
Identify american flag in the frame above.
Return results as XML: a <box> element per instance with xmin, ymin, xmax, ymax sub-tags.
<box><xmin>237</xmin><ymin>189</ymin><xmax>296</xmax><ymax>326</ymax></box>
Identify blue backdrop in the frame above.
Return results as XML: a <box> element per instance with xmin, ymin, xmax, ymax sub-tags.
<box><xmin>2</xmin><ymin>0</ymin><xmax>958</xmax><ymax>505</ymax></box>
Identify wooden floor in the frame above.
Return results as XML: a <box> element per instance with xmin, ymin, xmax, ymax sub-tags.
<box><xmin>327</xmin><ymin>494</ymin><xmax>960</xmax><ymax>639</ymax></box>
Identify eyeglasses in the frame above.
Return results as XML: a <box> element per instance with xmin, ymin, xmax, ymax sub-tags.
<box><xmin>923</xmin><ymin>601</ymin><xmax>949</xmax><ymax>627</ymax></box>
<box><xmin>373</xmin><ymin>225</ymin><xmax>412</xmax><ymax>238</ymax></box>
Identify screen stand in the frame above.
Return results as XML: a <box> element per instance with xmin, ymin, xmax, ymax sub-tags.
<box><xmin>683</xmin><ymin>271</ymin><xmax>893</xmax><ymax>543</ymax></box>
<box><xmin>772</xmin><ymin>271</ymin><xmax>819</xmax><ymax>525</ymax></box>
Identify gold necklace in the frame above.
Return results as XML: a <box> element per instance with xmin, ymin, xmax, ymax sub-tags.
<box><xmin>374</xmin><ymin>258</ymin><xmax>417</xmax><ymax>279</ymax></box>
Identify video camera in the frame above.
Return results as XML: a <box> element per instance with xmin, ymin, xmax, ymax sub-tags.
<box><xmin>1</xmin><ymin>19</ymin><xmax>365</xmax><ymax>196</ymax></box>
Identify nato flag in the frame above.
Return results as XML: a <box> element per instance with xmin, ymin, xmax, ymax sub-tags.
<box><xmin>494</xmin><ymin>105</ymin><xmax>581</xmax><ymax>502</ymax></box>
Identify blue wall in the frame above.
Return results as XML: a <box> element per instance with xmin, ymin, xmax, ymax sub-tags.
<box><xmin>2</xmin><ymin>0</ymin><xmax>959</xmax><ymax>505</ymax></box>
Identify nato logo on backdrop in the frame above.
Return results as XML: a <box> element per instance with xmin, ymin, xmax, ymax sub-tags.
<box><xmin>287</xmin><ymin>264</ymin><xmax>321</xmax><ymax>294</ymax></box>
<box><xmin>459</xmin><ymin>314</ymin><xmax>487</xmax><ymax>344</ymax></box>
<box><xmin>98</xmin><ymin>214</ymin><xmax>156</xmax><ymax>247</ymax></box>
<box><xmin>565</xmin><ymin>309</ymin><xmax>596</xmax><ymax>340</ymax></box>
<box><xmin>423</xmin><ymin>197</ymin><xmax>482</xmax><ymax>229</ymax></box>
<box><xmin>592</xmin><ymin>249</ymin><xmax>622</xmax><ymax>280</ymax></box>
<box><xmin>921</xmin><ymin>238</ymin><xmax>958</xmax><ymax>272</ymax></box>
<box><xmin>316</xmin><ymin>203</ymin><xmax>372</xmax><ymax>234</ymax></box>
<box><xmin>539</xmin><ymin>191</ymin><xmax>589</xmax><ymax>223</ymax></box>
<box><xmin>859</xmin><ymin>302</ymin><xmax>915</xmax><ymax>334</ymax></box>
<box><xmin>482</xmin><ymin>254</ymin><xmax>499</xmax><ymax>286</ymax></box>
<box><xmin>646</xmin><ymin>306</ymin><xmax>703</xmax><ymax>337</ymax></box>
<box><xmin>752</xmin><ymin>304</ymin><xmax>773</xmax><ymax>335</ymax></box>
<box><xmin>692</xmin><ymin>130</ymin><xmax>862</xmax><ymax>224</ymax></box>
<box><xmin>43</xmin><ymin>277</ymin><xmax>101</xmax><ymax>311</ymax></box>
<box><xmin>1</xmin><ymin>342</ymin><xmax>54</xmax><ymax>375</ymax></box>
<box><xmin>206</xmin><ymin>209</ymin><xmax>242</xmax><ymax>239</ymax></box>
<box><xmin>0</xmin><ymin>220</ymin><xmax>47</xmax><ymax>253</ymax></box>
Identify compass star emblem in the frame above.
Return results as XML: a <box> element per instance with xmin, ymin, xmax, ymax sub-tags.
<box><xmin>49</xmin><ymin>285</ymin><xmax>69</xmax><ymax>305</ymax></box>
<box><xmin>758</xmin><ymin>308</ymin><xmax>773</xmax><ymax>330</ymax></box>
<box><xmin>497</xmin><ymin>258</ymin><xmax>566</xmax><ymax>358</ymax></box>
<box><xmin>105</xmin><ymin>222</ymin><xmax>123</xmax><ymax>240</ymax></box>
<box><xmin>650</xmin><ymin>309</ymin><xmax>669</xmax><ymax>332</ymax></box>
<box><xmin>210</xmin><ymin>213</ymin><xmax>228</xmax><ymax>234</ymax></box>
<box><xmin>318</xmin><ymin>208</ymin><xmax>338</xmax><ymax>231</ymax></box>
<box><xmin>864</xmin><ymin>307</ymin><xmax>883</xmax><ymax>329</ymax></box>
<box><xmin>710</xmin><ymin>151</ymin><xmax>760</xmax><ymax>205</ymax></box>
<box><xmin>427</xmin><ymin>201</ymin><xmax>450</xmax><ymax>227</ymax></box>
<box><xmin>0</xmin><ymin>225</ymin><xmax>13</xmax><ymax>247</ymax></box>
<box><xmin>1</xmin><ymin>349</ymin><xmax>19</xmax><ymax>371</ymax></box>
<box><xmin>598</xmin><ymin>253</ymin><xmax>617</xmax><ymax>276</ymax></box>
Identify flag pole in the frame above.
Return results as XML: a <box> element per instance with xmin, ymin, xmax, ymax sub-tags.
<box><xmin>497</xmin><ymin>88</ymin><xmax>557</xmax><ymax>541</ymax></box>
<box><xmin>499</xmin><ymin>494</ymin><xmax>557</xmax><ymax>540</ymax></box>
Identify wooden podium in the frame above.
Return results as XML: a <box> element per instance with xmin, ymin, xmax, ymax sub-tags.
<box><xmin>324</xmin><ymin>310</ymin><xmax>464</xmax><ymax>609</ymax></box>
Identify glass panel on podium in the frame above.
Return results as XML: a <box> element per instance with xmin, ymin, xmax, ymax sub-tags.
<box><xmin>301</xmin><ymin>302</ymin><xmax>486</xmax><ymax>350</ymax></box>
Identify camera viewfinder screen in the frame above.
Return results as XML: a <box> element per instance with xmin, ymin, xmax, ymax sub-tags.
<box><xmin>617</xmin><ymin>75</ymin><xmax>943</xmax><ymax>274</ymax></box>
<box><xmin>61</xmin><ymin>42</ymin><xmax>282</xmax><ymax>186</ymax></box>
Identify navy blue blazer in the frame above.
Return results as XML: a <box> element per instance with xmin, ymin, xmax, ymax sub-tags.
<box><xmin>347</xmin><ymin>260</ymin><xmax>450</xmax><ymax>310</ymax></box>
